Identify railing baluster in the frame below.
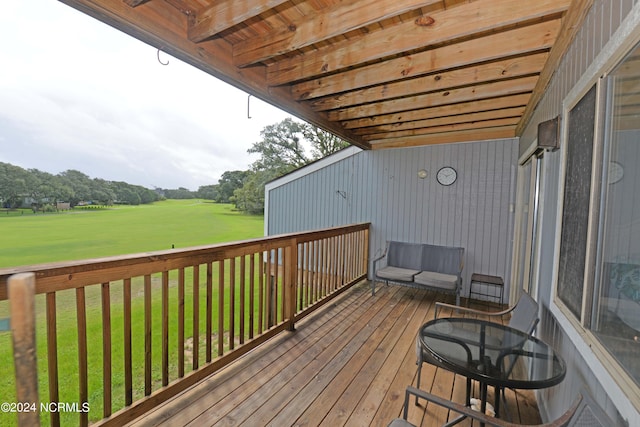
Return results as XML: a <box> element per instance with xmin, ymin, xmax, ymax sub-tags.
<box><xmin>144</xmin><ymin>275</ymin><xmax>152</xmax><ymax>396</ymax></box>
<box><xmin>229</xmin><ymin>257</ymin><xmax>236</xmax><ymax>350</ymax></box>
<box><xmin>178</xmin><ymin>268</ymin><xmax>185</xmax><ymax>378</ymax></box>
<box><xmin>239</xmin><ymin>255</ymin><xmax>245</xmax><ymax>345</ymax></box>
<box><xmin>322</xmin><ymin>238</ymin><xmax>328</xmax><ymax>298</ymax></box>
<box><xmin>218</xmin><ymin>260</ymin><xmax>224</xmax><ymax>357</ymax></box>
<box><xmin>297</xmin><ymin>243</ymin><xmax>303</xmax><ymax>311</ymax></box>
<box><xmin>46</xmin><ymin>292</ymin><xmax>60</xmax><ymax>427</ymax></box>
<box><xmin>276</xmin><ymin>247</ymin><xmax>283</xmax><ymax>322</ymax></box>
<box><xmin>76</xmin><ymin>287</ymin><xmax>88</xmax><ymax>426</ymax></box>
<box><xmin>192</xmin><ymin>264</ymin><xmax>199</xmax><ymax>371</ymax></box>
<box><xmin>258</xmin><ymin>253</ymin><xmax>264</xmax><ymax>334</ymax></box>
<box><xmin>206</xmin><ymin>262</ymin><xmax>213</xmax><ymax>363</ymax></box>
<box><xmin>123</xmin><ymin>278</ymin><xmax>132</xmax><ymax>407</ymax></box>
<box><xmin>305</xmin><ymin>242</ymin><xmax>311</xmax><ymax>308</ymax></box>
<box><xmin>311</xmin><ymin>240</ymin><xmax>317</xmax><ymax>304</ymax></box>
<box><xmin>266</xmin><ymin>250</ymin><xmax>273</xmax><ymax>328</ymax></box>
<box><xmin>162</xmin><ymin>271</ymin><xmax>169</xmax><ymax>387</ymax></box>
<box><xmin>101</xmin><ymin>282</ymin><xmax>112</xmax><ymax>418</ymax></box>
<box><xmin>249</xmin><ymin>254</ymin><xmax>255</xmax><ymax>339</ymax></box>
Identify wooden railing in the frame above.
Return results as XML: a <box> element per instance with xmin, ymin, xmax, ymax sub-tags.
<box><xmin>0</xmin><ymin>223</ymin><xmax>369</xmax><ymax>427</ymax></box>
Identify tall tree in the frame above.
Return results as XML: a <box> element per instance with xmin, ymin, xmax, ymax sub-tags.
<box><xmin>248</xmin><ymin>118</ymin><xmax>308</xmax><ymax>175</ymax></box>
<box><xmin>216</xmin><ymin>170</ymin><xmax>248</xmax><ymax>203</ymax></box>
<box><xmin>235</xmin><ymin>119</ymin><xmax>349</xmax><ymax>214</ymax></box>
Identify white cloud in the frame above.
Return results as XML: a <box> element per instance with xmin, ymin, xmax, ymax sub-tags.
<box><xmin>0</xmin><ymin>0</ymin><xmax>291</xmax><ymax>190</ymax></box>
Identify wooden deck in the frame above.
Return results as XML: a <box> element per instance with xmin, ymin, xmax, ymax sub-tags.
<box><xmin>128</xmin><ymin>281</ymin><xmax>543</xmax><ymax>427</ymax></box>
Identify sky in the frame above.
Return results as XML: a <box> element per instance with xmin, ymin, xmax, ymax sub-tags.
<box><xmin>0</xmin><ymin>1</ymin><xmax>293</xmax><ymax>190</ymax></box>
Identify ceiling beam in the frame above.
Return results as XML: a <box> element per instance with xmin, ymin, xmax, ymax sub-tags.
<box><xmin>267</xmin><ymin>0</ymin><xmax>569</xmax><ymax>85</ymax></box>
<box><xmin>352</xmin><ymin>106</ymin><xmax>526</xmax><ymax>135</ymax></box>
<box><xmin>370</xmin><ymin>127</ymin><xmax>517</xmax><ymax>149</ymax></box>
<box><xmin>341</xmin><ymin>93</ymin><xmax>531</xmax><ymax>129</ymax></box>
<box><xmin>270</xmin><ymin>19</ymin><xmax>559</xmax><ymax>92</ymax></box>
<box><xmin>362</xmin><ymin>117</ymin><xmax>520</xmax><ymax>141</ymax></box>
<box><xmin>188</xmin><ymin>0</ymin><xmax>290</xmax><ymax>42</ymax></box>
<box><xmin>233</xmin><ymin>0</ymin><xmax>441</xmax><ymax>67</ymax></box>
<box><xmin>306</xmin><ymin>53</ymin><xmax>548</xmax><ymax>112</ymax></box>
<box><xmin>516</xmin><ymin>0</ymin><xmax>594</xmax><ymax>135</ymax></box>
<box><xmin>328</xmin><ymin>76</ymin><xmax>538</xmax><ymax>121</ymax></box>
<box><xmin>295</xmin><ymin>51</ymin><xmax>548</xmax><ymax>103</ymax></box>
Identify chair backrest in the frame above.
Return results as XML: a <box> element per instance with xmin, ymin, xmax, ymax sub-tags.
<box><xmin>566</xmin><ymin>388</ymin><xmax>627</xmax><ymax>427</ymax></box>
<box><xmin>508</xmin><ymin>292</ymin><xmax>539</xmax><ymax>335</ymax></box>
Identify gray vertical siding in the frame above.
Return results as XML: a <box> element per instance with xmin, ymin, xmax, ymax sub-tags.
<box><xmin>520</xmin><ymin>0</ymin><xmax>638</xmax><ymax>423</ymax></box>
<box><xmin>267</xmin><ymin>139</ymin><xmax>518</xmax><ymax>299</ymax></box>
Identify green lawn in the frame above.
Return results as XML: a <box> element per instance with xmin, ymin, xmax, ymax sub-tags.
<box><xmin>0</xmin><ymin>200</ymin><xmax>264</xmax><ymax>426</ymax></box>
<box><xmin>0</xmin><ymin>200</ymin><xmax>264</xmax><ymax>268</ymax></box>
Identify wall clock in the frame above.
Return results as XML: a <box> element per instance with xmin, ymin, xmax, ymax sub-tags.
<box><xmin>436</xmin><ymin>166</ymin><xmax>457</xmax><ymax>186</ymax></box>
<box><xmin>608</xmin><ymin>161</ymin><xmax>623</xmax><ymax>184</ymax></box>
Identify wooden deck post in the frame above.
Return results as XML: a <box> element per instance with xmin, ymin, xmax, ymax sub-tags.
<box><xmin>9</xmin><ymin>272</ymin><xmax>40</xmax><ymax>427</ymax></box>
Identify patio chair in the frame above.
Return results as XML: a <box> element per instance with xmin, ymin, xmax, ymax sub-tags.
<box><xmin>389</xmin><ymin>386</ymin><xmax>622</xmax><ymax>427</ymax></box>
<box><xmin>415</xmin><ymin>292</ymin><xmax>539</xmax><ymax>408</ymax></box>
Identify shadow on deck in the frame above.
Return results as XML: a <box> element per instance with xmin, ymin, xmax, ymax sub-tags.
<box><xmin>128</xmin><ymin>281</ymin><xmax>543</xmax><ymax>426</ymax></box>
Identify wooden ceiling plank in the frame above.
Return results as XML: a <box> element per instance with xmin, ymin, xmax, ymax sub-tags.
<box><xmin>188</xmin><ymin>0</ymin><xmax>291</xmax><ymax>42</ymax></box>
<box><xmin>233</xmin><ymin>0</ymin><xmax>442</xmax><ymax>67</ymax></box>
<box><xmin>267</xmin><ymin>0</ymin><xmax>568</xmax><ymax>85</ymax></box>
<box><xmin>342</xmin><ymin>93</ymin><xmax>531</xmax><ymax>129</ymax></box>
<box><xmin>362</xmin><ymin>117</ymin><xmax>520</xmax><ymax>141</ymax></box>
<box><xmin>328</xmin><ymin>76</ymin><xmax>538</xmax><ymax>121</ymax></box>
<box><xmin>296</xmin><ymin>51</ymin><xmax>548</xmax><ymax>102</ymax></box>
<box><xmin>516</xmin><ymin>0</ymin><xmax>594</xmax><ymax>135</ymax></box>
<box><xmin>352</xmin><ymin>106</ymin><xmax>526</xmax><ymax>135</ymax></box>
<box><xmin>370</xmin><ymin>126</ymin><xmax>517</xmax><ymax>149</ymax></box>
<box><xmin>271</xmin><ymin>18</ymin><xmax>559</xmax><ymax>93</ymax></box>
<box><xmin>306</xmin><ymin>53</ymin><xmax>547</xmax><ymax>111</ymax></box>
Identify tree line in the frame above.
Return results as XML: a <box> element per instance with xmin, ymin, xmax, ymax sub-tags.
<box><xmin>0</xmin><ymin>163</ymin><xmax>162</xmax><ymax>210</ymax></box>
<box><xmin>0</xmin><ymin>118</ymin><xmax>348</xmax><ymax>213</ymax></box>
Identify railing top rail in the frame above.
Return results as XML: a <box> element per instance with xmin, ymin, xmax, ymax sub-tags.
<box><xmin>0</xmin><ymin>222</ymin><xmax>370</xmax><ymax>300</ymax></box>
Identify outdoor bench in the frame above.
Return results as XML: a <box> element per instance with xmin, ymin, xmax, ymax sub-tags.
<box><xmin>372</xmin><ymin>240</ymin><xmax>464</xmax><ymax>305</ymax></box>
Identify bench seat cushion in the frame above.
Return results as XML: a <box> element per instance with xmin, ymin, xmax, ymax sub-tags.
<box><xmin>414</xmin><ymin>270</ymin><xmax>458</xmax><ymax>290</ymax></box>
<box><xmin>377</xmin><ymin>266</ymin><xmax>420</xmax><ymax>282</ymax></box>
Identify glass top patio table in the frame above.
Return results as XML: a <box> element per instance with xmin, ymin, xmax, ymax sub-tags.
<box><xmin>419</xmin><ymin>317</ymin><xmax>566</xmax><ymax>391</ymax></box>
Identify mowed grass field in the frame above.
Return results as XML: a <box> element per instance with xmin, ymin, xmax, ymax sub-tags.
<box><xmin>0</xmin><ymin>200</ymin><xmax>264</xmax><ymax>426</ymax></box>
<box><xmin>0</xmin><ymin>199</ymin><xmax>264</xmax><ymax>268</ymax></box>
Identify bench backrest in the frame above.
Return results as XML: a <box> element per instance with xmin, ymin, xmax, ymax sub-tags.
<box><xmin>386</xmin><ymin>241</ymin><xmax>464</xmax><ymax>276</ymax></box>
<box><xmin>386</xmin><ymin>241</ymin><xmax>424</xmax><ymax>271</ymax></box>
<box><xmin>421</xmin><ymin>244</ymin><xmax>464</xmax><ymax>276</ymax></box>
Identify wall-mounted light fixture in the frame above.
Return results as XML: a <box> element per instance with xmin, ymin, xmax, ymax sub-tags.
<box><xmin>417</xmin><ymin>169</ymin><xmax>428</xmax><ymax>179</ymax></box>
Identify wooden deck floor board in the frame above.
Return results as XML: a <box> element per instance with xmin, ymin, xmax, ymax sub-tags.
<box><xmin>129</xmin><ymin>282</ymin><xmax>544</xmax><ymax>427</ymax></box>
<box><xmin>315</xmin><ymin>289</ymin><xmax>431</xmax><ymax>426</ymax></box>
<box><xmin>204</xmin><ymin>286</ymin><xmax>406</xmax><ymax>426</ymax></box>
<box><xmin>231</xmin><ymin>290</ymin><xmax>406</xmax><ymax>425</ymax></box>
<box><xmin>342</xmin><ymin>291</ymin><xmax>433</xmax><ymax>427</ymax></box>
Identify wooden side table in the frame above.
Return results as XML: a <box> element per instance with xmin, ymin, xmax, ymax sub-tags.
<box><xmin>469</xmin><ymin>273</ymin><xmax>504</xmax><ymax>305</ymax></box>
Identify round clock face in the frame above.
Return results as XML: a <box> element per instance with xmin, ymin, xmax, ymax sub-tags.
<box><xmin>608</xmin><ymin>161</ymin><xmax>623</xmax><ymax>184</ymax></box>
<box><xmin>436</xmin><ymin>166</ymin><xmax>457</xmax><ymax>186</ymax></box>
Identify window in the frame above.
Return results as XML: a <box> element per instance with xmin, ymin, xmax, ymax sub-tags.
<box><xmin>591</xmin><ymin>43</ymin><xmax>640</xmax><ymax>386</ymax></box>
<box><xmin>558</xmin><ymin>41</ymin><xmax>640</xmax><ymax>387</ymax></box>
